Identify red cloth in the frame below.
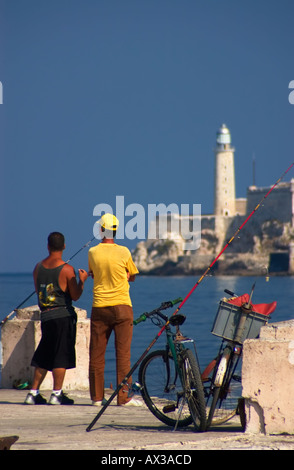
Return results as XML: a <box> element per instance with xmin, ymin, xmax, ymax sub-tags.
<box><xmin>226</xmin><ymin>293</ymin><xmax>277</xmax><ymax>316</ymax></box>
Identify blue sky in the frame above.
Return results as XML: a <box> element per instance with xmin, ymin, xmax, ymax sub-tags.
<box><xmin>0</xmin><ymin>0</ymin><xmax>293</xmax><ymax>273</ymax></box>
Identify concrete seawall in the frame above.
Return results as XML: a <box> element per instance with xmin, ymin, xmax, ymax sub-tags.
<box><xmin>242</xmin><ymin>319</ymin><xmax>294</xmax><ymax>435</ymax></box>
<box><xmin>1</xmin><ymin>306</ymin><xmax>90</xmax><ymax>390</ymax></box>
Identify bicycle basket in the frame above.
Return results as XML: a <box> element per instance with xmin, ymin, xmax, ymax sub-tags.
<box><xmin>211</xmin><ymin>300</ymin><xmax>270</xmax><ymax>344</ymax></box>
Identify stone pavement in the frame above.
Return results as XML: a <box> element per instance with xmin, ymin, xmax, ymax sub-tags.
<box><xmin>1</xmin><ymin>389</ymin><xmax>294</xmax><ymax>452</ymax></box>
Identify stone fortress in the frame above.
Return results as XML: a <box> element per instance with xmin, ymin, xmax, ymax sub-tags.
<box><xmin>133</xmin><ymin>124</ymin><xmax>294</xmax><ymax>275</ymax></box>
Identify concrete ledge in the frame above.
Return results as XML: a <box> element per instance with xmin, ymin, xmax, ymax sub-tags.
<box><xmin>1</xmin><ymin>389</ymin><xmax>294</xmax><ymax>450</ymax></box>
<box><xmin>242</xmin><ymin>319</ymin><xmax>294</xmax><ymax>435</ymax></box>
<box><xmin>1</xmin><ymin>306</ymin><xmax>90</xmax><ymax>390</ymax></box>
<box><xmin>259</xmin><ymin>319</ymin><xmax>294</xmax><ymax>341</ymax></box>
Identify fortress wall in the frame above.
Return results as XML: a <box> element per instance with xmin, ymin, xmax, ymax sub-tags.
<box><xmin>246</xmin><ymin>182</ymin><xmax>294</xmax><ymax>225</ymax></box>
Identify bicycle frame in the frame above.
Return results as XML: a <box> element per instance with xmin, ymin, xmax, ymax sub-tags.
<box><xmin>137</xmin><ymin>308</ymin><xmax>207</xmax><ymax>431</ymax></box>
<box><xmin>204</xmin><ymin>339</ymin><xmax>243</xmax><ymax>428</ymax></box>
<box><xmin>156</xmin><ymin>311</ymin><xmax>197</xmax><ymax>377</ymax></box>
<box><xmin>204</xmin><ymin>284</ymin><xmax>276</xmax><ymax>429</ymax></box>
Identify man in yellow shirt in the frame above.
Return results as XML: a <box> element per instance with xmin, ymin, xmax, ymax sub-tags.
<box><xmin>88</xmin><ymin>213</ymin><xmax>140</xmax><ymax>406</ymax></box>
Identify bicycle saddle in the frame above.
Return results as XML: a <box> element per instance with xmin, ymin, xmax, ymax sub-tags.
<box><xmin>169</xmin><ymin>314</ymin><xmax>186</xmax><ymax>326</ymax></box>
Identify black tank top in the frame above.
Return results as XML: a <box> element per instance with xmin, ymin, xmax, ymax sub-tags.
<box><xmin>37</xmin><ymin>263</ymin><xmax>75</xmax><ymax>320</ymax></box>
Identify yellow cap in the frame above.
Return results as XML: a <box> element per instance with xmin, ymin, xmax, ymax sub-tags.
<box><xmin>98</xmin><ymin>213</ymin><xmax>119</xmax><ymax>231</ymax></box>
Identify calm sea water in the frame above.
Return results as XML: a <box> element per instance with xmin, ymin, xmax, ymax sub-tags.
<box><xmin>1</xmin><ymin>273</ymin><xmax>294</xmax><ymax>389</ymax></box>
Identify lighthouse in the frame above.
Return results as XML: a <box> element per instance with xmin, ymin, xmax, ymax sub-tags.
<box><xmin>214</xmin><ymin>124</ymin><xmax>236</xmax><ymax>216</ymax></box>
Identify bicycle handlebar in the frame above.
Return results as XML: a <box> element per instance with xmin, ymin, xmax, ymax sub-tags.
<box><xmin>133</xmin><ymin>297</ymin><xmax>183</xmax><ymax>326</ymax></box>
<box><xmin>224</xmin><ymin>288</ymin><xmax>236</xmax><ymax>297</ymax></box>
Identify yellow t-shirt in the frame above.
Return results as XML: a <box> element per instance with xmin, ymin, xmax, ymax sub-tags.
<box><xmin>88</xmin><ymin>243</ymin><xmax>139</xmax><ymax>308</ymax></box>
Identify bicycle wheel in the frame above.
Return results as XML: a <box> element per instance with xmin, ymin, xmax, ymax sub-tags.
<box><xmin>138</xmin><ymin>349</ymin><xmax>193</xmax><ymax>428</ymax></box>
<box><xmin>205</xmin><ymin>348</ymin><xmax>242</xmax><ymax>428</ymax></box>
<box><xmin>180</xmin><ymin>349</ymin><xmax>207</xmax><ymax>432</ymax></box>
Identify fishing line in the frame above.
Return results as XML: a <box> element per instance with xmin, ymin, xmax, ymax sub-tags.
<box><xmin>171</xmin><ymin>161</ymin><xmax>294</xmax><ymax>315</ymax></box>
<box><xmin>0</xmin><ymin>236</ymin><xmax>96</xmax><ymax>328</ymax></box>
<box><xmin>115</xmin><ymin>162</ymin><xmax>294</xmax><ymax>385</ymax></box>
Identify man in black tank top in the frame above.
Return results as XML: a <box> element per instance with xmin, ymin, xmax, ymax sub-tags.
<box><xmin>24</xmin><ymin>232</ymin><xmax>88</xmax><ymax>405</ymax></box>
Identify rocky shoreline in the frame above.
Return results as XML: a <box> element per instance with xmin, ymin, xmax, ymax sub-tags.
<box><xmin>132</xmin><ymin>217</ymin><xmax>294</xmax><ymax>276</ymax></box>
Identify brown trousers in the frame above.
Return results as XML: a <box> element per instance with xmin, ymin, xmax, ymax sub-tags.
<box><xmin>89</xmin><ymin>305</ymin><xmax>133</xmax><ymax>405</ymax></box>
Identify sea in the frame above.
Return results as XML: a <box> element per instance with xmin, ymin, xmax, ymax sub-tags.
<box><xmin>1</xmin><ymin>273</ymin><xmax>294</xmax><ymax>389</ymax></box>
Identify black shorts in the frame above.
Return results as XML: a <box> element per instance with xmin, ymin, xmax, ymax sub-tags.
<box><xmin>31</xmin><ymin>315</ymin><xmax>77</xmax><ymax>371</ymax></box>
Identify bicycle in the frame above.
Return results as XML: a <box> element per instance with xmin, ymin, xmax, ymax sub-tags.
<box><xmin>202</xmin><ymin>284</ymin><xmax>277</xmax><ymax>430</ymax></box>
<box><xmin>86</xmin><ymin>298</ymin><xmax>207</xmax><ymax>432</ymax></box>
<box><xmin>135</xmin><ymin>299</ymin><xmax>207</xmax><ymax>431</ymax></box>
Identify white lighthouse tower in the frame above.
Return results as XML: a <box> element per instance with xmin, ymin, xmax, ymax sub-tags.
<box><xmin>214</xmin><ymin>124</ymin><xmax>236</xmax><ymax>216</ymax></box>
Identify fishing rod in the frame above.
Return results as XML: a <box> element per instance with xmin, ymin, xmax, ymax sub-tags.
<box><xmin>0</xmin><ymin>236</ymin><xmax>96</xmax><ymax>328</ymax></box>
<box><xmin>87</xmin><ymin>162</ymin><xmax>294</xmax><ymax>432</ymax></box>
<box><xmin>171</xmin><ymin>161</ymin><xmax>294</xmax><ymax>315</ymax></box>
